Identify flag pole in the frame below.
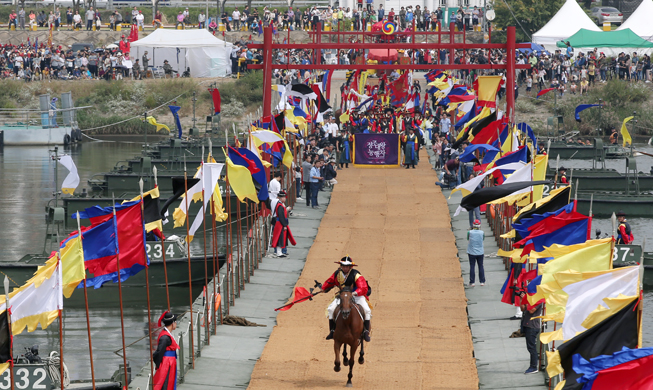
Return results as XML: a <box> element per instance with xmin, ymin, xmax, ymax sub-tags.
<box><xmin>52</xmin><ymin>254</ymin><xmax>64</xmax><ymax>390</ymax></box>
<box><xmin>208</xmin><ymin>140</ymin><xmax>221</xmax><ymax>328</ymax></box>
<box><xmin>199</xmin><ymin>149</ymin><xmax>210</xmax><ymax>345</ymax></box>
<box><xmin>3</xmin><ymin>276</ymin><xmax>14</xmax><ymax>390</ymax></box>
<box><xmin>138</xmin><ymin>179</ymin><xmax>155</xmax><ymax>385</ymax></box>
<box><xmin>77</xmin><ymin>214</ymin><xmax>96</xmax><ymax>390</ymax></box>
<box><xmin>209</xmin><ymin>193</ymin><xmax>221</xmax><ymax>329</ymax></box>
<box><xmin>153</xmin><ymin>167</ymin><xmax>170</xmax><ymax>311</ymax></box>
<box><xmin>182</xmin><ymin>157</ymin><xmax>195</xmax><ymax>369</ymax></box>
<box><xmin>225</xmin><ymin>148</ymin><xmax>234</xmax><ymax>307</ymax></box>
<box><xmin>112</xmin><ymin>193</ymin><xmax>130</xmax><ymax>389</ymax></box>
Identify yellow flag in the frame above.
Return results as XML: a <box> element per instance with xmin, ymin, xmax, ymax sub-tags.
<box><xmin>476</xmin><ymin>75</ymin><xmax>503</xmax><ymax>106</ymax></box>
<box><xmin>147</xmin><ymin>116</ymin><xmax>170</xmax><ymax>133</ymax></box>
<box><xmin>58</xmin><ymin>233</ymin><xmax>86</xmax><ymax>298</ymax></box>
<box><xmin>528</xmin><ymin>238</ymin><xmax>611</xmax><ymax>260</ymax></box>
<box><xmin>528</xmin><ymin>239</ymin><xmax>612</xmax><ymax>305</ymax></box>
<box><xmin>211</xmin><ymin>183</ymin><xmax>228</xmax><ymax>222</ymax></box>
<box><xmin>581</xmin><ymin>294</ymin><xmax>638</xmax><ymax>330</ymax></box>
<box><xmin>225</xmin><ymin>156</ymin><xmax>258</xmax><ymax>203</ymax></box>
<box><xmin>620</xmin><ymin>116</ymin><xmax>633</xmax><ymax>147</ymax></box>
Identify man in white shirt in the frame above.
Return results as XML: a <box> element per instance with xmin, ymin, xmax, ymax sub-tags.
<box><xmin>232</xmin><ymin>8</ymin><xmax>241</xmax><ymax>30</ymax></box>
<box><xmin>268</xmin><ymin>171</ymin><xmax>282</xmax><ymax>201</ymax></box>
<box><xmin>326</xmin><ymin>117</ymin><xmax>338</xmax><ymax>143</ymax></box>
<box><xmin>135</xmin><ymin>11</ymin><xmax>144</xmax><ymax>29</ymax></box>
<box><xmin>439</xmin><ymin>113</ymin><xmax>451</xmax><ymax>136</ymax></box>
<box><xmin>198</xmin><ymin>11</ymin><xmax>206</xmax><ymax>28</ymax></box>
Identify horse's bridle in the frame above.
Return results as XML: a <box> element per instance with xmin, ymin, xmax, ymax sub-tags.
<box><xmin>336</xmin><ymin>290</ymin><xmax>362</xmax><ymax>321</ymax></box>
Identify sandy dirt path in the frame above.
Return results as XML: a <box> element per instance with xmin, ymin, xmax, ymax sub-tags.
<box><xmin>248</xmin><ymin>163</ymin><xmax>478</xmax><ymax>389</ymax></box>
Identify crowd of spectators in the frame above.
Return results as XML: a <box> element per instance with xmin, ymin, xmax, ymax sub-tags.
<box><xmin>217</xmin><ymin>4</ymin><xmax>484</xmax><ymax>33</ymax></box>
<box><xmin>0</xmin><ymin>36</ymin><xmax>193</xmax><ymax>80</ymax></box>
<box><xmin>518</xmin><ymin>44</ymin><xmax>653</xmax><ymax>98</ymax></box>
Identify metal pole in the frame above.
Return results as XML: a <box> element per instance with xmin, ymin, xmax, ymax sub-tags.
<box><xmin>58</xmin><ymin>309</ymin><xmax>64</xmax><ymax>390</ymax></box>
<box><xmin>3</xmin><ymin>276</ymin><xmax>14</xmax><ymax>390</ymax></box>
<box><xmin>237</xmin><ymin>200</ymin><xmax>243</xmax><ymax>292</ymax></box>
<box><xmin>210</xmin><ymin>195</ymin><xmax>220</xmax><ymax>329</ymax></box>
<box><xmin>182</xmin><ymin>161</ymin><xmax>195</xmax><ymax>369</ymax></box>
<box><xmin>77</xmin><ymin>213</ymin><xmax>96</xmax><ymax>390</ymax></box>
<box><xmin>505</xmin><ymin>26</ymin><xmax>516</xmax><ymax>124</ymax></box>
<box><xmin>138</xmin><ymin>180</ymin><xmax>155</xmax><ymax>385</ymax></box>
<box><xmin>112</xmin><ymin>195</ymin><xmax>130</xmax><ymax>390</ymax></box>
<box><xmin>262</xmin><ymin>26</ymin><xmax>273</xmax><ymax>118</ymax></box>
<box><xmin>201</xmin><ymin>184</ymin><xmax>210</xmax><ymax>345</ymax></box>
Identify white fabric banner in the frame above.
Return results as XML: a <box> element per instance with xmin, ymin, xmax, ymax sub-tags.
<box><xmin>562</xmin><ymin>266</ymin><xmax>639</xmax><ymax>340</ymax></box>
<box><xmin>59</xmin><ymin>155</ymin><xmax>80</xmax><ymax>195</ymax></box>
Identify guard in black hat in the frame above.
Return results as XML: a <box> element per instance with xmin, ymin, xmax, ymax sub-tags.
<box><xmin>558</xmin><ymin>167</ymin><xmax>568</xmax><ymax>185</ymax></box>
<box><xmin>152</xmin><ymin>311</ymin><xmax>179</xmax><ymax>390</ymax></box>
<box><xmin>320</xmin><ymin>256</ymin><xmax>372</xmax><ymax>342</ymax></box>
<box><xmin>616</xmin><ymin>211</ymin><xmax>634</xmax><ymax>244</ymax></box>
<box><xmin>270</xmin><ymin>190</ymin><xmax>295</xmax><ymax>257</ymax></box>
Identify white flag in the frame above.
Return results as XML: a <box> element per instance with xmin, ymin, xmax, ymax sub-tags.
<box><xmin>59</xmin><ymin>155</ymin><xmax>80</xmax><ymax>195</ymax></box>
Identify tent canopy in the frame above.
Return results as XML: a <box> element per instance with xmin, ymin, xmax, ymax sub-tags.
<box><xmin>616</xmin><ymin>0</ymin><xmax>653</xmax><ymax>41</ymax></box>
<box><xmin>130</xmin><ymin>29</ymin><xmax>233</xmax><ymax>78</ymax></box>
<box><xmin>518</xmin><ymin>42</ymin><xmax>550</xmax><ymax>56</ymax></box>
<box><xmin>368</xmin><ymin>49</ymin><xmax>398</xmax><ymax>61</ymax></box>
<box><xmin>131</xmin><ymin>29</ymin><xmax>229</xmax><ymax>48</ymax></box>
<box><xmin>556</xmin><ymin>28</ymin><xmax>653</xmax><ymax>48</ymax></box>
<box><xmin>533</xmin><ymin>0</ymin><xmax>601</xmax><ymax>51</ymax></box>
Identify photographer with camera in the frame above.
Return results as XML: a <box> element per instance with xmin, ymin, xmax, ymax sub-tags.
<box><xmin>436</xmin><ymin>155</ymin><xmax>459</xmax><ymax>189</ymax></box>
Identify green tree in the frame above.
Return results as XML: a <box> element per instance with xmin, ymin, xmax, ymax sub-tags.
<box><xmin>492</xmin><ymin>0</ymin><xmax>565</xmax><ymax>43</ymax></box>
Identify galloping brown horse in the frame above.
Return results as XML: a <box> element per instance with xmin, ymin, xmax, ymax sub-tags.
<box><xmin>332</xmin><ymin>287</ymin><xmax>366</xmax><ymax>387</ymax></box>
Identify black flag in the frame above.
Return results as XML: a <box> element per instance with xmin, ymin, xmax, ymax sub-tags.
<box><xmin>556</xmin><ymin>299</ymin><xmax>639</xmax><ymax>390</ymax></box>
<box><xmin>0</xmin><ymin>310</ymin><xmax>11</xmax><ymax>373</ymax></box>
<box><xmin>460</xmin><ymin>181</ymin><xmax>551</xmax><ymax>211</ymax></box>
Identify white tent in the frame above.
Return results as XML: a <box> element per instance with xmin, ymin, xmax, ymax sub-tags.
<box><xmin>130</xmin><ymin>29</ymin><xmax>233</xmax><ymax>78</ymax></box>
<box><xmin>532</xmin><ymin>0</ymin><xmax>602</xmax><ymax>52</ymax></box>
<box><xmin>617</xmin><ymin>0</ymin><xmax>653</xmax><ymax>41</ymax></box>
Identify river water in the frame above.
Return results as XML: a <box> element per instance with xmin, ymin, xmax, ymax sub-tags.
<box><xmin>1</xmin><ymin>140</ymin><xmax>652</xmax><ymax>381</ymax></box>
<box><xmin>0</xmin><ymin>140</ymin><xmax>210</xmax><ymax>381</ymax></box>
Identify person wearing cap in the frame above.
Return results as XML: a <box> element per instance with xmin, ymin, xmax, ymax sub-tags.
<box><xmin>119</xmin><ymin>35</ymin><xmax>130</xmax><ymax>54</ymax></box>
<box><xmin>324</xmin><ymin>158</ymin><xmax>338</xmax><ymax>186</ymax></box>
<box><xmin>270</xmin><ymin>190</ymin><xmax>295</xmax><ymax>257</ymax></box>
<box><xmin>467</xmin><ymin>219</ymin><xmax>485</xmax><ymax>287</ymax></box>
<box><xmin>142</xmin><ymin>51</ymin><xmax>150</xmax><ymax>78</ymax></box>
<box><xmin>616</xmin><ymin>211</ymin><xmax>634</xmax><ymax>245</ymax></box>
<box><xmin>558</xmin><ymin>167</ymin><xmax>568</xmax><ymax>185</ymax></box>
<box><xmin>152</xmin><ymin>311</ymin><xmax>179</xmax><ymax>390</ymax></box>
<box><xmin>163</xmin><ymin>60</ymin><xmax>174</xmax><ymax>78</ymax></box>
<box><xmin>132</xmin><ymin>58</ymin><xmax>141</xmax><ymax>79</ymax></box>
<box><xmin>320</xmin><ymin>256</ymin><xmax>372</xmax><ymax>341</ymax></box>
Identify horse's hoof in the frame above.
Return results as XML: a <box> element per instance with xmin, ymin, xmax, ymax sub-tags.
<box><xmin>334</xmin><ymin>365</ymin><xmax>341</xmax><ymax>372</ymax></box>
<box><xmin>358</xmin><ymin>357</ymin><xmax>365</xmax><ymax>364</ymax></box>
<box><xmin>343</xmin><ymin>358</ymin><xmax>349</xmax><ymax>366</ymax></box>
<box><xmin>346</xmin><ymin>383</ymin><xmax>353</xmax><ymax>387</ymax></box>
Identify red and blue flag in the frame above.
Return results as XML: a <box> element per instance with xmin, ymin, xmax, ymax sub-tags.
<box><xmin>72</xmin><ymin>200</ymin><xmax>149</xmax><ymax>289</ymax></box>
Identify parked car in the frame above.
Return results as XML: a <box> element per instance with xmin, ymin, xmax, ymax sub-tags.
<box><xmin>590</xmin><ymin>6</ymin><xmax>623</xmax><ymax>25</ymax></box>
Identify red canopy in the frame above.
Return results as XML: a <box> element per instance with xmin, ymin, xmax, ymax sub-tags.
<box><xmin>368</xmin><ymin>49</ymin><xmax>399</xmax><ymax>62</ymax></box>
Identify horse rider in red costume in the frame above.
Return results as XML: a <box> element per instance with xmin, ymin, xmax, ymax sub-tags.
<box><xmin>320</xmin><ymin>256</ymin><xmax>372</xmax><ymax>342</ymax></box>
<box><xmin>152</xmin><ymin>311</ymin><xmax>179</xmax><ymax>390</ymax></box>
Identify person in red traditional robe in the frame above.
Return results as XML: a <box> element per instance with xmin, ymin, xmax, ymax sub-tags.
<box><xmin>152</xmin><ymin>312</ymin><xmax>179</xmax><ymax>390</ymax></box>
<box><xmin>271</xmin><ymin>190</ymin><xmax>296</xmax><ymax>257</ymax></box>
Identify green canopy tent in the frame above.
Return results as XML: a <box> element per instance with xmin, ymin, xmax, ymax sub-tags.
<box><xmin>557</xmin><ymin>28</ymin><xmax>653</xmax><ymax>56</ymax></box>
